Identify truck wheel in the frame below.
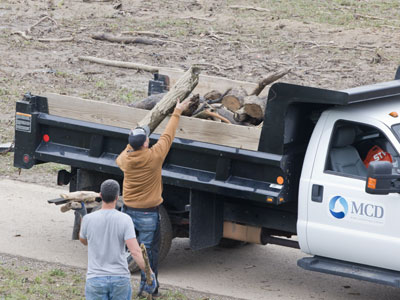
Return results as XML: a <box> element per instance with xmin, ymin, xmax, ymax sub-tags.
<box><xmin>127</xmin><ymin>205</ymin><xmax>173</xmax><ymax>273</ymax></box>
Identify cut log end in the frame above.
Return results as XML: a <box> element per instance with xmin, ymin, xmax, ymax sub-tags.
<box><xmin>221</xmin><ymin>86</ymin><xmax>248</xmax><ymax>112</ymax></box>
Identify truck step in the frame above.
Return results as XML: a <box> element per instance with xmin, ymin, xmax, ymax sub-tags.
<box><xmin>298</xmin><ymin>256</ymin><xmax>400</xmax><ymax>288</ymax></box>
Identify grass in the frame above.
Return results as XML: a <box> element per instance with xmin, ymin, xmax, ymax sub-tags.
<box><xmin>0</xmin><ymin>265</ymin><xmax>85</xmax><ymax>300</ymax></box>
<box><xmin>238</xmin><ymin>0</ymin><xmax>400</xmax><ymax>28</ymax></box>
<box><xmin>0</xmin><ymin>260</ymin><xmax>215</xmax><ymax>300</ymax></box>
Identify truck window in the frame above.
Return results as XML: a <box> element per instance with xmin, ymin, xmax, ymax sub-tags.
<box><xmin>325</xmin><ymin>121</ymin><xmax>400</xmax><ymax>178</ymax></box>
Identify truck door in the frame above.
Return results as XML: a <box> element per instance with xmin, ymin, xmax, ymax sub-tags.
<box><xmin>306</xmin><ymin>118</ymin><xmax>400</xmax><ymax>271</ymax></box>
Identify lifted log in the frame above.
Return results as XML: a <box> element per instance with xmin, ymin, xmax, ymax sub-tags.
<box><xmin>137</xmin><ymin>66</ymin><xmax>200</xmax><ymax>133</ymax></box>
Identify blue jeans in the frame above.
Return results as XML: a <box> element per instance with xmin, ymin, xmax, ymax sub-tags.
<box><xmin>85</xmin><ymin>276</ymin><xmax>131</xmax><ymax>300</ymax></box>
<box><xmin>123</xmin><ymin>207</ymin><xmax>160</xmax><ymax>291</ymax></box>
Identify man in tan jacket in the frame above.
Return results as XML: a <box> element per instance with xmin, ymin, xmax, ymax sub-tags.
<box><xmin>116</xmin><ymin>99</ymin><xmax>190</xmax><ymax>297</ymax></box>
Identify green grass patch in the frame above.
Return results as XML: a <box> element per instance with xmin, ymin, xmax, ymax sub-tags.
<box><xmin>229</xmin><ymin>0</ymin><xmax>400</xmax><ymax>28</ymax></box>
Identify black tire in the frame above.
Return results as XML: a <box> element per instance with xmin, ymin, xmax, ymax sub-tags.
<box><xmin>127</xmin><ymin>205</ymin><xmax>173</xmax><ymax>273</ymax></box>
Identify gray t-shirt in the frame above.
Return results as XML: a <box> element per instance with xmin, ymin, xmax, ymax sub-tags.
<box><xmin>80</xmin><ymin>209</ymin><xmax>136</xmax><ymax>279</ymax></box>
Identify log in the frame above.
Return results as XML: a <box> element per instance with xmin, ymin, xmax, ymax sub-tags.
<box><xmin>203</xmin><ymin>90</ymin><xmax>222</xmax><ymax>101</ymax></box>
<box><xmin>243</xmin><ymin>95</ymin><xmax>267</xmax><ymax>119</ymax></box>
<box><xmin>129</xmin><ymin>93</ymin><xmax>165</xmax><ymax>110</ymax></box>
<box><xmin>234</xmin><ymin>107</ymin><xmax>249</xmax><ymax>122</ymax></box>
<box><xmin>215</xmin><ymin>106</ymin><xmax>241</xmax><ymax>125</ymax></box>
<box><xmin>60</xmin><ymin>201</ymin><xmax>82</xmax><ymax>213</ymax></box>
<box><xmin>182</xmin><ymin>94</ymin><xmax>200</xmax><ymax>116</ymax></box>
<box><xmin>92</xmin><ymin>33</ymin><xmax>165</xmax><ymax>45</ymax></box>
<box><xmin>129</xmin><ymin>92</ymin><xmax>199</xmax><ymax>116</ymax></box>
<box><xmin>60</xmin><ymin>191</ymin><xmax>99</xmax><ymax>202</ymax></box>
<box><xmin>222</xmin><ymin>87</ymin><xmax>247</xmax><ymax>112</ymax></box>
<box><xmin>60</xmin><ymin>200</ymin><xmax>100</xmax><ymax>213</ymax></box>
<box><xmin>137</xmin><ymin>66</ymin><xmax>200</xmax><ymax>132</ymax></box>
<box><xmin>250</xmin><ymin>68</ymin><xmax>291</xmax><ymax>96</ymax></box>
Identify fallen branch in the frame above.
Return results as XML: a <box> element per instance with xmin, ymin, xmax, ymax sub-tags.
<box><xmin>229</xmin><ymin>5</ymin><xmax>270</xmax><ymax>12</ymax></box>
<box><xmin>12</xmin><ymin>31</ymin><xmax>33</xmax><ymax>40</ymax></box>
<box><xmin>78</xmin><ymin>56</ymin><xmax>159</xmax><ymax>72</ymax></box>
<box><xmin>28</xmin><ymin>16</ymin><xmax>57</xmax><ymax>33</ymax></box>
<box><xmin>38</xmin><ymin>36</ymin><xmax>74</xmax><ymax>42</ymax></box>
<box><xmin>121</xmin><ymin>31</ymin><xmax>168</xmax><ymax>38</ymax></box>
<box><xmin>12</xmin><ymin>31</ymin><xmax>73</xmax><ymax>42</ymax></box>
<box><xmin>179</xmin><ymin>16</ymin><xmax>215</xmax><ymax>22</ymax></box>
<box><xmin>354</xmin><ymin>13</ymin><xmax>385</xmax><ymax>21</ymax></box>
<box><xmin>92</xmin><ymin>33</ymin><xmax>165</xmax><ymax>45</ymax></box>
<box><xmin>251</xmin><ymin>68</ymin><xmax>291</xmax><ymax>96</ymax></box>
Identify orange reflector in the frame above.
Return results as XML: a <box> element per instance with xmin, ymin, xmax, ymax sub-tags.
<box><xmin>267</xmin><ymin>197</ymin><xmax>273</xmax><ymax>203</ymax></box>
<box><xmin>279</xmin><ymin>197</ymin><xmax>284</xmax><ymax>203</ymax></box>
<box><xmin>277</xmin><ymin>176</ymin><xmax>284</xmax><ymax>185</ymax></box>
<box><xmin>368</xmin><ymin>177</ymin><xmax>377</xmax><ymax>189</ymax></box>
<box><xmin>389</xmin><ymin>112</ymin><xmax>398</xmax><ymax>118</ymax></box>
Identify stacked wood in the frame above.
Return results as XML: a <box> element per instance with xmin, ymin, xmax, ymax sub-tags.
<box><xmin>126</xmin><ymin>68</ymin><xmax>290</xmax><ymax>128</ymax></box>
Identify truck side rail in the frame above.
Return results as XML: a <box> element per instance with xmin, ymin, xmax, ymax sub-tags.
<box><xmin>14</xmin><ymin>95</ymin><xmax>289</xmax><ymax>205</ymax></box>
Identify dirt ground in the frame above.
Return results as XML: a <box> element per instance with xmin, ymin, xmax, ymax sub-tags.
<box><xmin>1</xmin><ymin>1</ymin><xmax>400</xmax><ymax>298</ymax></box>
<box><xmin>1</xmin><ymin>0</ymin><xmax>400</xmax><ymax>184</ymax></box>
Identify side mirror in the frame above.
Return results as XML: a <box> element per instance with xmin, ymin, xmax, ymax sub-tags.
<box><xmin>366</xmin><ymin>161</ymin><xmax>398</xmax><ymax>194</ymax></box>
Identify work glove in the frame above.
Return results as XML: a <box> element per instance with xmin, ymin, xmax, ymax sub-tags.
<box><xmin>76</xmin><ymin>202</ymin><xmax>87</xmax><ymax>217</ymax></box>
<box><xmin>143</xmin><ymin>273</ymin><xmax>157</xmax><ymax>294</ymax></box>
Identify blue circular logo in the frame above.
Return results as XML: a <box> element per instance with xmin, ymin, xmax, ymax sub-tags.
<box><xmin>329</xmin><ymin>196</ymin><xmax>348</xmax><ymax>219</ymax></box>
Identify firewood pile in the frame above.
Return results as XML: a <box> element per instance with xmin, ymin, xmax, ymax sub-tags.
<box><xmin>129</xmin><ymin>69</ymin><xmax>290</xmax><ymax>127</ymax></box>
<box><xmin>58</xmin><ymin>191</ymin><xmax>100</xmax><ymax>213</ymax></box>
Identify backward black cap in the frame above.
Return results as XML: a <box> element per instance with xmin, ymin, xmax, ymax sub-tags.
<box><xmin>128</xmin><ymin>126</ymin><xmax>150</xmax><ymax>150</ymax></box>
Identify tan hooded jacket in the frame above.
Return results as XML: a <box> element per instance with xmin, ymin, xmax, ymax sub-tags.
<box><xmin>116</xmin><ymin>108</ymin><xmax>182</xmax><ymax>208</ymax></box>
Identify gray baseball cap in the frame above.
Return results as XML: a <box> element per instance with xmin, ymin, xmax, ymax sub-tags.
<box><xmin>128</xmin><ymin>125</ymin><xmax>150</xmax><ymax>149</ymax></box>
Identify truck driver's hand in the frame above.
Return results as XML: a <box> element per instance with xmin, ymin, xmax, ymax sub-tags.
<box><xmin>176</xmin><ymin>98</ymin><xmax>190</xmax><ymax>112</ymax></box>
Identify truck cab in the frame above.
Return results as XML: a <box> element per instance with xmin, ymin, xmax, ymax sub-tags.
<box><xmin>297</xmin><ymin>85</ymin><xmax>400</xmax><ymax>282</ymax></box>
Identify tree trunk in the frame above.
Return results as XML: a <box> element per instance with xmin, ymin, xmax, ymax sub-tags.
<box><xmin>137</xmin><ymin>66</ymin><xmax>200</xmax><ymax>132</ymax></box>
<box><xmin>243</xmin><ymin>95</ymin><xmax>267</xmax><ymax>119</ymax></box>
<box><xmin>221</xmin><ymin>87</ymin><xmax>247</xmax><ymax>112</ymax></box>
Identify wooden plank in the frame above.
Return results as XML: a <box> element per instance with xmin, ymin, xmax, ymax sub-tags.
<box><xmin>43</xmin><ymin>93</ymin><xmax>261</xmax><ymax>151</ymax></box>
<box><xmin>158</xmin><ymin>67</ymin><xmax>269</xmax><ymax>97</ymax></box>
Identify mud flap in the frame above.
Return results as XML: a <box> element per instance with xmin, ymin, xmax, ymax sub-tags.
<box><xmin>189</xmin><ymin>190</ymin><xmax>223</xmax><ymax>250</ymax></box>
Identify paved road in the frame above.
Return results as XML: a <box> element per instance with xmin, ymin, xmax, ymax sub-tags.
<box><xmin>0</xmin><ymin>179</ymin><xmax>398</xmax><ymax>300</ymax></box>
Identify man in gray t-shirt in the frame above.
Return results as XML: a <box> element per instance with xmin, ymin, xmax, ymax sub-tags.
<box><xmin>79</xmin><ymin>179</ymin><xmax>156</xmax><ymax>300</ymax></box>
